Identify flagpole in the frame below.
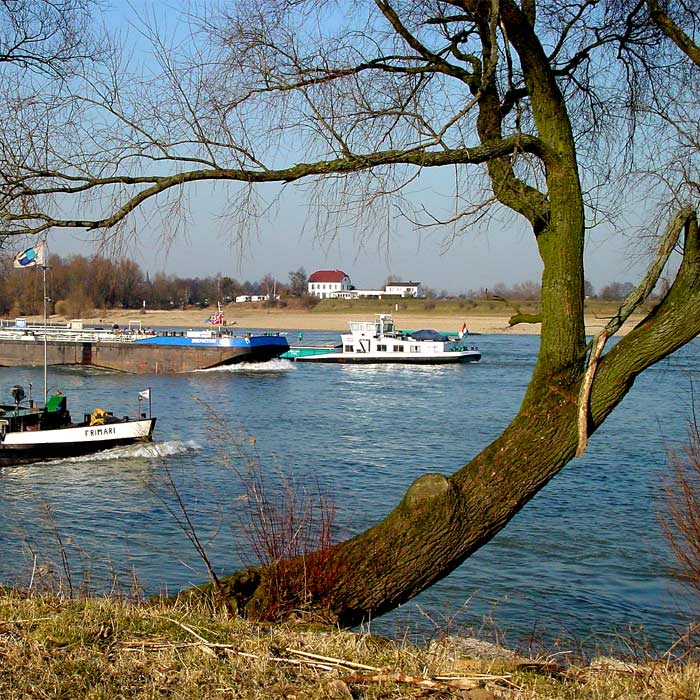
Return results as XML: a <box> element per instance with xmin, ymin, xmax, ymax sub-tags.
<box><xmin>42</xmin><ymin>262</ymin><xmax>48</xmax><ymax>406</ymax></box>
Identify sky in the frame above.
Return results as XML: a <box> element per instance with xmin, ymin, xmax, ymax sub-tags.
<box><xmin>44</xmin><ymin>1</ymin><xmax>666</xmax><ymax>296</ymax></box>
<box><xmin>47</xmin><ymin>177</ymin><xmax>659</xmax><ymax>296</ymax></box>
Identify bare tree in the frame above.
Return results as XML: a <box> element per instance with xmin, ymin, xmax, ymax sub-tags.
<box><xmin>1</xmin><ymin>1</ymin><xmax>700</xmax><ymax>625</ymax></box>
<box><xmin>0</xmin><ymin>0</ymin><xmax>108</xmax><ymax>253</ymax></box>
<box><xmin>288</xmin><ymin>267</ymin><xmax>307</xmax><ymax>296</ymax></box>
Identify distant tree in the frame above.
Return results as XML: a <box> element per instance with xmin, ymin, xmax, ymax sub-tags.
<box><xmin>114</xmin><ymin>259</ymin><xmax>145</xmax><ymax>308</ymax></box>
<box><xmin>510</xmin><ymin>280</ymin><xmax>541</xmax><ymax>301</ymax></box>
<box><xmin>288</xmin><ymin>267</ymin><xmax>307</xmax><ymax>296</ymax></box>
<box><xmin>150</xmin><ymin>273</ymin><xmax>177</xmax><ymax>308</ymax></box>
<box><xmin>584</xmin><ymin>280</ymin><xmax>595</xmax><ymax>298</ymax></box>
<box><xmin>219</xmin><ymin>276</ymin><xmax>242</xmax><ymax>300</ymax></box>
<box><xmin>259</xmin><ymin>273</ymin><xmax>278</xmax><ymax>297</ymax></box>
<box><xmin>599</xmin><ymin>281</ymin><xmax>636</xmax><ymax>301</ymax></box>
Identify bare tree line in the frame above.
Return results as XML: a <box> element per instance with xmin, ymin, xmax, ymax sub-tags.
<box><xmin>0</xmin><ymin>253</ymin><xmax>301</xmax><ymax>316</ymax></box>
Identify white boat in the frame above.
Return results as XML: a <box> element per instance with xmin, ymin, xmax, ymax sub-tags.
<box><xmin>0</xmin><ymin>384</ymin><xmax>156</xmax><ymax>467</ymax></box>
<box><xmin>291</xmin><ymin>314</ymin><xmax>481</xmax><ymax>364</ymax></box>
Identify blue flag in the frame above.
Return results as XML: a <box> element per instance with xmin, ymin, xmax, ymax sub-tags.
<box><xmin>13</xmin><ymin>242</ymin><xmax>47</xmax><ymax>268</ymax></box>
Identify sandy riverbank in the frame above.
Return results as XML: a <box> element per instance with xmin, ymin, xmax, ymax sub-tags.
<box><xmin>57</xmin><ymin>306</ymin><xmax>642</xmax><ymax>336</ymax></box>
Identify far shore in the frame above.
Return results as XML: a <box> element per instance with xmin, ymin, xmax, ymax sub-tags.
<box><xmin>20</xmin><ymin>306</ymin><xmax>645</xmax><ymax>337</ymax></box>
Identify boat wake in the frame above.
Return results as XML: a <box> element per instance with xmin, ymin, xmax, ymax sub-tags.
<box><xmin>196</xmin><ymin>358</ymin><xmax>294</xmax><ymax>373</ymax></box>
<box><xmin>55</xmin><ymin>439</ymin><xmax>201</xmax><ymax>463</ymax></box>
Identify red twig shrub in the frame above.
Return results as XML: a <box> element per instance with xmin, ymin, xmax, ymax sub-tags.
<box><xmin>239</xmin><ymin>466</ymin><xmax>339</xmax><ymax>621</ymax></box>
<box><xmin>660</xmin><ymin>419</ymin><xmax>700</xmax><ymax>600</ymax></box>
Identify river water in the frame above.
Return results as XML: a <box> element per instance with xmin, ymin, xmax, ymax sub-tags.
<box><xmin>0</xmin><ymin>331</ymin><xmax>697</xmax><ymax>652</ymax></box>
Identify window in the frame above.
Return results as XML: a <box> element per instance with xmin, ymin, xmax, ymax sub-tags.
<box><xmin>393</xmin><ymin>345</ymin><xmax>404</xmax><ymax>352</ymax></box>
<box><xmin>344</xmin><ymin>345</ymin><xmax>354</xmax><ymax>352</ymax></box>
<box><xmin>410</xmin><ymin>345</ymin><xmax>421</xmax><ymax>353</ymax></box>
<box><xmin>377</xmin><ymin>344</ymin><xmax>387</xmax><ymax>351</ymax></box>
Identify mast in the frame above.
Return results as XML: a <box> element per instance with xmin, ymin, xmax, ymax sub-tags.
<box><xmin>42</xmin><ymin>260</ymin><xmax>48</xmax><ymax>405</ymax></box>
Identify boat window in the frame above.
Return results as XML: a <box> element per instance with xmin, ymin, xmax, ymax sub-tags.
<box><xmin>393</xmin><ymin>345</ymin><xmax>404</xmax><ymax>352</ymax></box>
<box><xmin>377</xmin><ymin>344</ymin><xmax>387</xmax><ymax>351</ymax></box>
<box><xmin>410</xmin><ymin>345</ymin><xmax>421</xmax><ymax>353</ymax></box>
<box><xmin>344</xmin><ymin>345</ymin><xmax>354</xmax><ymax>352</ymax></box>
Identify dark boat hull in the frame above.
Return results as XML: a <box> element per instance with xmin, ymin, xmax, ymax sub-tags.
<box><xmin>0</xmin><ymin>338</ymin><xmax>287</xmax><ymax>373</ymax></box>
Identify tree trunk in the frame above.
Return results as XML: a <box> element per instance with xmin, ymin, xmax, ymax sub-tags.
<box><xmin>176</xmin><ymin>4</ymin><xmax>700</xmax><ymax>627</ymax></box>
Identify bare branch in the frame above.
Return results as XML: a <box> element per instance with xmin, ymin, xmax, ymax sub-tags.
<box><xmin>0</xmin><ymin>134</ymin><xmax>549</xmax><ymax>236</ymax></box>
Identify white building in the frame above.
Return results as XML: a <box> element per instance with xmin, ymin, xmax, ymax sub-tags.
<box><xmin>307</xmin><ymin>271</ymin><xmax>424</xmax><ymax>299</ymax></box>
<box><xmin>235</xmin><ymin>294</ymin><xmax>279</xmax><ymax>303</ymax></box>
<box><xmin>307</xmin><ymin>270</ymin><xmax>352</xmax><ymax>298</ymax></box>
<box><xmin>384</xmin><ymin>281</ymin><xmax>424</xmax><ymax>298</ymax></box>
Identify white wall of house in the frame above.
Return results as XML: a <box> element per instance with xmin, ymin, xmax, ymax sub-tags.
<box><xmin>307</xmin><ymin>274</ymin><xmax>423</xmax><ymax>299</ymax></box>
<box><xmin>307</xmin><ymin>274</ymin><xmax>352</xmax><ymax>298</ymax></box>
<box><xmin>384</xmin><ymin>283</ymin><xmax>424</xmax><ymax>297</ymax></box>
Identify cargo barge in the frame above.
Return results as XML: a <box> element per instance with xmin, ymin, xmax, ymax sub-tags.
<box><xmin>0</xmin><ymin>319</ymin><xmax>289</xmax><ymax>373</ymax></box>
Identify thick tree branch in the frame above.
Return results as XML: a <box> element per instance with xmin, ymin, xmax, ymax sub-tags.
<box><xmin>0</xmin><ymin>134</ymin><xmax>550</xmax><ymax>236</ymax></box>
<box><xmin>647</xmin><ymin>0</ymin><xmax>700</xmax><ymax>66</ymax></box>
<box><xmin>590</xmin><ymin>209</ymin><xmax>700</xmax><ymax>431</ymax></box>
<box><xmin>491</xmin><ymin>294</ymin><xmax>542</xmax><ymax>326</ymax></box>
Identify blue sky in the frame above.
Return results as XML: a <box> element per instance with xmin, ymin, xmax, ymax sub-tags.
<box><xmin>46</xmin><ymin>1</ymin><xmax>662</xmax><ymax>295</ymax></box>
<box><xmin>48</xmin><ymin>188</ymin><xmax>653</xmax><ymax>294</ymax></box>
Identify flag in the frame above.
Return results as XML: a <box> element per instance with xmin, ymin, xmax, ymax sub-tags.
<box><xmin>138</xmin><ymin>388</ymin><xmax>151</xmax><ymax>400</ymax></box>
<box><xmin>459</xmin><ymin>322</ymin><xmax>468</xmax><ymax>338</ymax></box>
<box><xmin>13</xmin><ymin>241</ymin><xmax>47</xmax><ymax>268</ymax></box>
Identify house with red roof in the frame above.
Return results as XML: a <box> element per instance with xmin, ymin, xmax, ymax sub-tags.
<box><xmin>307</xmin><ymin>269</ymin><xmax>352</xmax><ymax>298</ymax></box>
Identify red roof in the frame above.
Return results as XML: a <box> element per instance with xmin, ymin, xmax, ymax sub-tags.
<box><xmin>308</xmin><ymin>269</ymin><xmax>348</xmax><ymax>283</ymax></box>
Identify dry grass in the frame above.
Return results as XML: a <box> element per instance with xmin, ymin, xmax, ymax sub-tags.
<box><xmin>1</xmin><ymin>589</ymin><xmax>699</xmax><ymax>699</ymax></box>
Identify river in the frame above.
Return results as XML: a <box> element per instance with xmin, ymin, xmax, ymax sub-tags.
<box><xmin>0</xmin><ymin>331</ymin><xmax>697</xmax><ymax>652</ymax></box>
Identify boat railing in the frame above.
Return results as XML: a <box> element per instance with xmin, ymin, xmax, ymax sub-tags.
<box><xmin>0</xmin><ymin>325</ymin><xmax>150</xmax><ymax>343</ymax></box>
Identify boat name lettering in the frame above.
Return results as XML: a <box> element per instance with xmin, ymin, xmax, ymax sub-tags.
<box><xmin>192</xmin><ymin>338</ymin><xmax>217</xmax><ymax>344</ymax></box>
<box><xmin>85</xmin><ymin>426</ymin><xmax>117</xmax><ymax>437</ymax></box>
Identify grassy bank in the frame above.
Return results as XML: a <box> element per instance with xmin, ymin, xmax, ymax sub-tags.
<box><xmin>307</xmin><ymin>297</ymin><xmax>652</xmax><ymax>318</ymax></box>
<box><xmin>1</xmin><ymin>590</ymin><xmax>698</xmax><ymax>699</ymax></box>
